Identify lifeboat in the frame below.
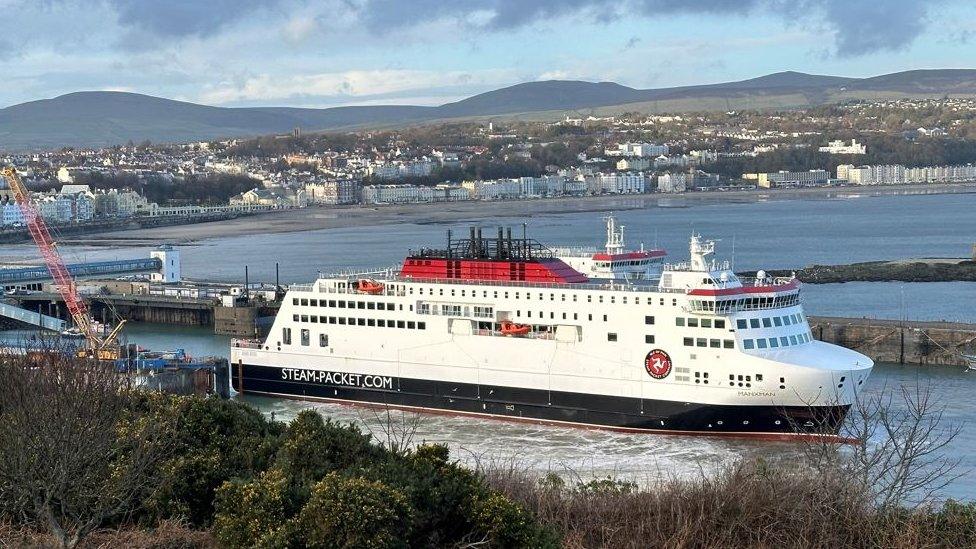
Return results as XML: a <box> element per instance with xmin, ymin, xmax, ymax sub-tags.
<box><xmin>499</xmin><ymin>321</ymin><xmax>531</xmax><ymax>336</ymax></box>
<box><xmin>356</xmin><ymin>279</ymin><xmax>385</xmax><ymax>294</ymax></box>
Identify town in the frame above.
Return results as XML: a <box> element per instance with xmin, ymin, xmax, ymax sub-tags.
<box><xmin>2</xmin><ymin>96</ymin><xmax>976</xmax><ymax>232</ymax></box>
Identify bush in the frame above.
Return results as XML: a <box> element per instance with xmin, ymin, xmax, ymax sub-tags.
<box><xmin>274</xmin><ymin>410</ymin><xmax>386</xmax><ymax>486</ymax></box>
<box><xmin>212</xmin><ymin>469</ymin><xmax>296</xmax><ymax>549</ymax></box>
<box><xmin>359</xmin><ymin>448</ymin><xmax>486</xmax><ymax>546</ymax></box>
<box><xmin>137</xmin><ymin>395</ymin><xmax>284</xmax><ymax>526</ymax></box>
<box><xmin>470</xmin><ymin>492</ymin><xmax>560</xmax><ymax>549</ymax></box>
<box><xmin>291</xmin><ymin>473</ymin><xmax>413</xmax><ymax>549</ymax></box>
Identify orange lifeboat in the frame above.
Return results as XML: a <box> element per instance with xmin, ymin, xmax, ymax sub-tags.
<box><xmin>356</xmin><ymin>279</ymin><xmax>385</xmax><ymax>294</ymax></box>
<box><xmin>499</xmin><ymin>321</ymin><xmax>531</xmax><ymax>336</ymax></box>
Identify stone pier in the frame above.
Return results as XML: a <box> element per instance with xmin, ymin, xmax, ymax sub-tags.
<box><xmin>809</xmin><ymin>316</ymin><xmax>976</xmax><ymax>367</ymax></box>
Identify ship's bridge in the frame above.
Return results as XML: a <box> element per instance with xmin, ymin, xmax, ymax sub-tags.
<box><xmin>660</xmin><ymin>235</ymin><xmax>800</xmax><ymax>314</ymax></box>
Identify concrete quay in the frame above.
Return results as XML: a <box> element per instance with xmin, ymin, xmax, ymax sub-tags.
<box><xmin>809</xmin><ymin>316</ymin><xmax>976</xmax><ymax>367</ymax></box>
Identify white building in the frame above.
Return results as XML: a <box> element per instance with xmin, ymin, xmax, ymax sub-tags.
<box><xmin>757</xmin><ymin>170</ymin><xmax>829</xmax><ymax>188</ymax></box>
<box><xmin>657</xmin><ymin>173</ymin><xmax>687</xmax><ymax>193</ymax></box>
<box><xmin>841</xmin><ymin>165</ymin><xmax>906</xmax><ymax>185</ymax></box>
<box><xmin>305</xmin><ymin>179</ymin><xmax>360</xmax><ymax>205</ymax></box>
<box><xmin>1</xmin><ymin>203</ymin><xmax>24</xmax><ymax>226</ymax></box>
<box><xmin>369</xmin><ymin>159</ymin><xmax>434</xmax><ymax>180</ymax></box>
<box><xmin>616</xmin><ymin>158</ymin><xmax>651</xmax><ymax>171</ymax></box>
<box><xmin>150</xmin><ymin>245</ymin><xmax>182</xmax><ymax>284</ymax></box>
<box><xmin>587</xmin><ymin>172</ymin><xmax>646</xmax><ymax>194</ymax></box>
<box><xmin>362</xmin><ymin>185</ymin><xmax>435</xmax><ymax>204</ymax></box>
<box><xmin>605</xmin><ymin>142</ymin><xmax>668</xmax><ymax>157</ymax></box>
<box><xmin>819</xmin><ymin>139</ymin><xmax>866</xmax><ymax>155</ymax></box>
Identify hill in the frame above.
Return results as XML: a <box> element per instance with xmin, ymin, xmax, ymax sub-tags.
<box><xmin>3</xmin><ymin>69</ymin><xmax>976</xmax><ymax>150</ymax></box>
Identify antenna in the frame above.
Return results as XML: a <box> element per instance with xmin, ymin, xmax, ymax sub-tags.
<box><xmin>731</xmin><ymin>234</ymin><xmax>736</xmax><ymax>272</ymax></box>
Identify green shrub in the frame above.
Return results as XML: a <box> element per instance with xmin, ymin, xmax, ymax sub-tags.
<box><xmin>292</xmin><ymin>473</ymin><xmax>413</xmax><ymax>549</ymax></box>
<box><xmin>212</xmin><ymin>468</ymin><xmax>297</xmax><ymax>549</ymax></box>
<box><xmin>470</xmin><ymin>492</ymin><xmax>560</xmax><ymax>549</ymax></box>
<box><xmin>138</xmin><ymin>395</ymin><xmax>284</xmax><ymax>526</ymax></box>
<box><xmin>359</xmin><ymin>448</ymin><xmax>486</xmax><ymax>546</ymax></box>
<box><xmin>274</xmin><ymin>410</ymin><xmax>386</xmax><ymax>486</ymax></box>
<box><xmin>574</xmin><ymin>476</ymin><xmax>638</xmax><ymax>495</ymax></box>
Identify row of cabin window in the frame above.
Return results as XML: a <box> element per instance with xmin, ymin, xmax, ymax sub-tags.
<box><xmin>683</xmin><ymin>337</ymin><xmax>735</xmax><ymax>349</ymax></box>
<box><xmin>675</xmin><ymin>317</ymin><xmax>726</xmax><ymax>329</ymax></box>
<box><xmin>294</xmin><ymin>297</ymin><xmax>400</xmax><ymax>311</ymax></box>
<box><xmin>410</xmin><ymin>286</ymin><xmax>679</xmax><ymax>308</ymax></box>
<box><xmin>741</xmin><ymin>332</ymin><xmax>811</xmax><ymax>350</ymax></box>
<box><xmin>292</xmin><ymin>314</ymin><xmax>426</xmax><ymax>330</ymax></box>
<box><xmin>736</xmin><ymin>313</ymin><xmax>803</xmax><ymax>330</ymax></box>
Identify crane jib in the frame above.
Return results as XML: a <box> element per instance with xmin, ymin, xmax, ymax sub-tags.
<box><xmin>1</xmin><ymin>166</ymin><xmax>113</xmax><ymax>352</ymax></box>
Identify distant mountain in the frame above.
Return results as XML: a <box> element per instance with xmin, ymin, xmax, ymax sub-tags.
<box><xmin>3</xmin><ymin>69</ymin><xmax>976</xmax><ymax>150</ymax></box>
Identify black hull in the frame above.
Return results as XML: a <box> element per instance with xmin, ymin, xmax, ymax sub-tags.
<box><xmin>232</xmin><ymin>363</ymin><xmax>849</xmax><ymax>439</ymax></box>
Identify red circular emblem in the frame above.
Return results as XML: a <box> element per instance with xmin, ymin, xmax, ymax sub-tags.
<box><xmin>644</xmin><ymin>349</ymin><xmax>672</xmax><ymax>379</ymax></box>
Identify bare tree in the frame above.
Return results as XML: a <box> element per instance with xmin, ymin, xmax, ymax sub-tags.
<box><xmin>358</xmin><ymin>406</ymin><xmax>425</xmax><ymax>455</ymax></box>
<box><xmin>0</xmin><ymin>348</ymin><xmax>174</xmax><ymax>548</ymax></box>
<box><xmin>803</xmin><ymin>380</ymin><xmax>963</xmax><ymax>510</ymax></box>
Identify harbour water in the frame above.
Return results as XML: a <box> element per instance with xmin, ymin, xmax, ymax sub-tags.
<box><xmin>121</xmin><ymin>322</ymin><xmax>976</xmax><ymax>501</ymax></box>
<box><xmin>4</xmin><ymin>190</ymin><xmax>975</xmax><ymax>499</ymax></box>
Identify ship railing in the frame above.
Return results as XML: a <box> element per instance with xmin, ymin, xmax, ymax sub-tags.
<box><xmin>548</xmin><ymin>245</ymin><xmax>598</xmax><ymax>257</ymax></box>
<box><xmin>738</xmin><ymin>276</ymin><xmax>798</xmax><ymax>287</ymax></box>
<box><xmin>230</xmin><ymin>339</ymin><xmax>263</xmax><ymax>349</ymax></box>
<box><xmin>389</xmin><ymin>275</ymin><xmax>674</xmax><ymax>293</ymax></box>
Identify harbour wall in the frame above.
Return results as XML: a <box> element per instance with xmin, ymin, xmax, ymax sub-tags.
<box><xmin>809</xmin><ymin>316</ymin><xmax>976</xmax><ymax>367</ymax></box>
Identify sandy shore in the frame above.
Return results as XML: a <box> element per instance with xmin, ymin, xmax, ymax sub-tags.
<box><xmin>59</xmin><ymin>182</ymin><xmax>976</xmax><ymax>248</ymax></box>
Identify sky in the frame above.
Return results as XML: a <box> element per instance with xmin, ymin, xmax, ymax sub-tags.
<box><xmin>1</xmin><ymin>0</ymin><xmax>975</xmax><ymax>109</ymax></box>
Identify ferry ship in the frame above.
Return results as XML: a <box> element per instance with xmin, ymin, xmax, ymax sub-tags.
<box><xmin>231</xmin><ymin>218</ymin><xmax>873</xmax><ymax>439</ymax></box>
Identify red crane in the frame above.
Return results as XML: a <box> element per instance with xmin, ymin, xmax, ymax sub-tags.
<box><xmin>2</xmin><ymin>167</ymin><xmax>123</xmax><ymax>358</ymax></box>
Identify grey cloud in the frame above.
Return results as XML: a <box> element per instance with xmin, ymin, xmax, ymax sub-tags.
<box><xmin>355</xmin><ymin>0</ymin><xmax>943</xmax><ymax>57</ymax></box>
<box><xmin>822</xmin><ymin>0</ymin><xmax>928</xmax><ymax>56</ymax></box>
<box><xmin>107</xmin><ymin>0</ymin><xmax>275</xmax><ymax>38</ymax></box>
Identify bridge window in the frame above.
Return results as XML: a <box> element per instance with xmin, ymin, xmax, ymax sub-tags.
<box><xmin>676</xmin><ymin>317</ymin><xmax>685</xmax><ymax>327</ymax></box>
<box><xmin>701</xmin><ymin>319</ymin><xmax>712</xmax><ymax>328</ymax></box>
<box><xmin>715</xmin><ymin>320</ymin><xmax>726</xmax><ymax>329</ymax></box>
<box><xmin>737</xmin><ymin>319</ymin><xmax>747</xmax><ymax>330</ymax></box>
<box><xmin>687</xmin><ymin>318</ymin><xmax>698</xmax><ymax>328</ymax></box>
<box><xmin>757</xmin><ymin>339</ymin><xmax>767</xmax><ymax>349</ymax></box>
<box><xmin>743</xmin><ymin>339</ymin><xmax>754</xmax><ymax>349</ymax></box>
<box><xmin>749</xmin><ymin>319</ymin><xmax>760</xmax><ymax>329</ymax></box>
<box><xmin>762</xmin><ymin>318</ymin><xmax>772</xmax><ymax>328</ymax></box>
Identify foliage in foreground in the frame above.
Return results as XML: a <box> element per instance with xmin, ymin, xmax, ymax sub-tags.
<box><xmin>0</xmin><ymin>354</ymin><xmax>556</xmax><ymax>548</ymax></box>
<box><xmin>1</xmin><ymin>354</ymin><xmax>973</xmax><ymax>548</ymax></box>
<box><xmin>485</xmin><ymin>460</ymin><xmax>976</xmax><ymax>549</ymax></box>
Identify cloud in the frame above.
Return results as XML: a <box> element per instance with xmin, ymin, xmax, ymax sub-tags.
<box><xmin>351</xmin><ymin>0</ymin><xmax>946</xmax><ymax>57</ymax></box>
<box><xmin>197</xmin><ymin>68</ymin><xmax>522</xmax><ymax>106</ymax></box>
<box><xmin>107</xmin><ymin>0</ymin><xmax>275</xmax><ymax>38</ymax></box>
<box><xmin>821</xmin><ymin>0</ymin><xmax>928</xmax><ymax>56</ymax></box>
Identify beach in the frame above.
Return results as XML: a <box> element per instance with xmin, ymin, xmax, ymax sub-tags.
<box><xmin>54</xmin><ymin>182</ymin><xmax>976</xmax><ymax>248</ymax></box>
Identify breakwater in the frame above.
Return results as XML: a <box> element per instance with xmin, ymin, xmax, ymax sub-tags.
<box><xmin>809</xmin><ymin>316</ymin><xmax>976</xmax><ymax>367</ymax></box>
<box><xmin>740</xmin><ymin>256</ymin><xmax>976</xmax><ymax>284</ymax></box>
